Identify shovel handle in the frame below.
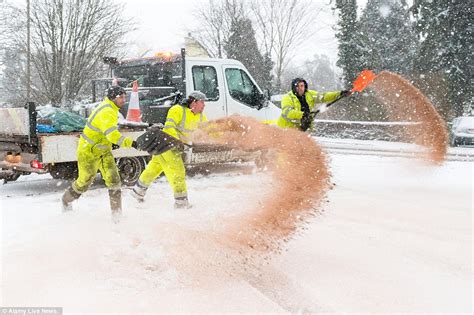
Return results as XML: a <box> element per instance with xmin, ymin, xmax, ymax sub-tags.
<box><xmin>310</xmin><ymin>94</ymin><xmax>346</xmax><ymax>117</ymax></box>
<box><xmin>310</xmin><ymin>70</ymin><xmax>376</xmax><ymax>118</ymax></box>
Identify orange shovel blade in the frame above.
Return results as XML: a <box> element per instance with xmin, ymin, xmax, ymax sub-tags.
<box><xmin>351</xmin><ymin>70</ymin><xmax>376</xmax><ymax>93</ymax></box>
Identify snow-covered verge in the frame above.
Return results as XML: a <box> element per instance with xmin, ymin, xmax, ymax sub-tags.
<box><xmin>313</xmin><ymin>119</ymin><xmax>439</xmax><ymax>142</ymax></box>
<box><xmin>317</xmin><ymin>136</ymin><xmax>474</xmax><ymax>161</ymax></box>
<box><xmin>0</xmin><ymin>151</ymin><xmax>472</xmax><ymax>313</ymax></box>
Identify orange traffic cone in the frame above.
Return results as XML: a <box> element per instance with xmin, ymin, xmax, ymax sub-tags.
<box><xmin>126</xmin><ymin>80</ymin><xmax>142</xmax><ymax>122</ymax></box>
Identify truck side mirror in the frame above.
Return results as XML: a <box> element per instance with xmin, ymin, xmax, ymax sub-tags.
<box><xmin>255</xmin><ymin>92</ymin><xmax>267</xmax><ymax>110</ymax></box>
<box><xmin>254</xmin><ymin>88</ymin><xmax>271</xmax><ymax>110</ymax></box>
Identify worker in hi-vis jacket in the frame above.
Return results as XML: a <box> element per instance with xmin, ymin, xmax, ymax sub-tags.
<box><xmin>277</xmin><ymin>77</ymin><xmax>350</xmax><ymax>131</ymax></box>
<box><xmin>61</xmin><ymin>86</ymin><xmax>139</xmax><ymax>223</ymax></box>
<box><xmin>131</xmin><ymin>91</ymin><xmax>208</xmax><ymax>209</ymax></box>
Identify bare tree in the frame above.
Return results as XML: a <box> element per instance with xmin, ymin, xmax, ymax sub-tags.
<box><xmin>251</xmin><ymin>0</ymin><xmax>321</xmax><ymax>91</ymax></box>
<box><xmin>192</xmin><ymin>0</ymin><xmax>322</xmax><ymax>92</ymax></box>
<box><xmin>0</xmin><ymin>1</ymin><xmax>16</xmax><ymax>59</ymax></box>
<box><xmin>0</xmin><ymin>2</ymin><xmax>27</xmax><ymax>105</ymax></box>
<box><xmin>249</xmin><ymin>0</ymin><xmax>276</xmax><ymax>58</ymax></box>
<box><xmin>191</xmin><ymin>0</ymin><xmax>248</xmax><ymax>58</ymax></box>
<box><xmin>23</xmin><ymin>0</ymin><xmax>132</xmax><ymax>106</ymax></box>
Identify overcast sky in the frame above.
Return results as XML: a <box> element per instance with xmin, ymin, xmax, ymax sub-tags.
<box><xmin>118</xmin><ymin>0</ymin><xmax>368</xmax><ymax>68</ymax></box>
<box><xmin>118</xmin><ymin>0</ymin><xmax>206</xmax><ymax>56</ymax></box>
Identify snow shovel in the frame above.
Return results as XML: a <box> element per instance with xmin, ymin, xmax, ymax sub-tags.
<box><xmin>135</xmin><ymin>127</ymin><xmax>186</xmax><ymax>155</ymax></box>
<box><xmin>311</xmin><ymin>69</ymin><xmax>376</xmax><ymax>117</ymax></box>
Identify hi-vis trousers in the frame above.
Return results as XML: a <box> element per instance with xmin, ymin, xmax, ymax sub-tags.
<box><xmin>138</xmin><ymin>148</ymin><xmax>187</xmax><ymax>199</ymax></box>
<box><xmin>72</xmin><ymin>145</ymin><xmax>121</xmax><ymax>194</ymax></box>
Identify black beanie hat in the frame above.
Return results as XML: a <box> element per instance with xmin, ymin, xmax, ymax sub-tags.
<box><xmin>107</xmin><ymin>86</ymin><xmax>126</xmax><ymax>100</ymax></box>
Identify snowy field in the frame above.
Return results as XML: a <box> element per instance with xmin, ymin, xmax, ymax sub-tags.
<box><xmin>0</xmin><ymin>143</ymin><xmax>472</xmax><ymax>313</ymax></box>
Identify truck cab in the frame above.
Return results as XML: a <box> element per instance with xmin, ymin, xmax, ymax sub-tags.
<box><xmin>92</xmin><ymin>49</ymin><xmax>280</xmax><ymax>124</ymax></box>
<box><xmin>186</xmin><ymin>57</ymin><xmax>276</xmax><ymax>121</ymax></box>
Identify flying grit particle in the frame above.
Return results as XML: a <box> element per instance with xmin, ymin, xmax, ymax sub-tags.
<box><xmin>192</xmin><ymin>115</ymin><xmax>331</xmax><ymax>251</ymax></box>
<box><xmin>370</xmin><ymin>71</ymin><xmax>448</xmax><ymax>163</ymax></box>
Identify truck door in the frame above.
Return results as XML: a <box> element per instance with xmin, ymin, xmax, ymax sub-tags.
<box><xmin>186</xmin><ymin>61</ymin><xmax>226</xmax><ymax>120</ymax></box>
<box><xmin>221</xmin><ymin>65</ymin><xmax>268</xmax><ymax>120</ymax></box>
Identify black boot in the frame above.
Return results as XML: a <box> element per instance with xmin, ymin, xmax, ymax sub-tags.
<box><xmin>109</xmin><ymin>189</ymin><xmax>122</xmax><ymax>223</ymax></box>
<box><xmin>62</xmin><ymin>186</ymin><xmax>81</xmax><ymax>212</ymax></box>
<box><xmin>130</xmin><ymin>182</ymin><xmax>147</xmax><ymax>203</ymax></box>
<box><xmin>174</xmin><ymin>196</ymin><xmax>190</xmax><ymax>209</ymax></box>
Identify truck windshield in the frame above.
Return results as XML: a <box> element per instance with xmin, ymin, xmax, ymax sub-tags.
<box><xmin>225</xmin><ymin>68</ymin><xmax>263</xmax><ymax>108</ymax></box>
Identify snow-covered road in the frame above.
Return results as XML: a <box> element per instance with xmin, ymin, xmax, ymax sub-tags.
<box><xmin>0</xmin><ymin>147</ymin><xmax>472</xmax><ymax>313</ymax></box>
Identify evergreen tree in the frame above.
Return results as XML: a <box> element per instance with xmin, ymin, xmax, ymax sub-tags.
<box><xmin>412</xmin><ymin>0</ymin><xmax>473</xmax><ymax>117</ymax></box>
<box><xmin>225</xmin><ymin>18</ymin><xmax>271</xmax><ymax>91</ymax></box>
<box><xmin>261</xmin><ymin>52</ymin><xmax>274</xmax><ymax>92</ymax></box>
<box><xmin>359</xmin><ymin>0</ymin><xmax>418</xmax><ymax>75</ymax></box>
<box><xmin>334</xmin><ymin>0</ymin><xmax>363</xmax><ymax>86</ymax></box>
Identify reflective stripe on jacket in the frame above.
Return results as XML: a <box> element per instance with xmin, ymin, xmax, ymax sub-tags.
<box><xmin>79</xmin><ymin>97</ymin><xmax>133</xmax><ymax>152</ymax></box>
<box><xmin>162</xmin><ymin>104</ymin><xmax>208</xmax><ymax>142</ymax></box>
<box><xmin>276</xmin><ymin>90</ymin><xmax>342</xmax><ymax>130</ymax></box>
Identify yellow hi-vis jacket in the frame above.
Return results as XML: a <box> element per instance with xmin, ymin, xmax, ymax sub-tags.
<box><xmin>79</xmin><ymin>97</ymin><xmax>134</xmax><ymax>153</ymax></box>
<box><xmin>162</xmin><ymin>104</ymin><xmax>208</xmax><ymax>143</ymax></box>
<box><xmin>276</xmin><ymin>90</ymin><xmax>342</xmax><ymax>130</ymax></box>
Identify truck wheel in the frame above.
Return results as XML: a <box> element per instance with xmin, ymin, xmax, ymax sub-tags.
<box><xmin>50</xmin><ymin>162</ymin><xmax>78</xmax><ymax>180</ymax></box>
<box><xmin>3</xmin><ymin>172</ymin><xmax>21</xmax><ymax>183</ymax></box>
<box><xmin>117</xmin><ymin>157</ymin><xmax>146</xmax><ymax>186</ymax></box>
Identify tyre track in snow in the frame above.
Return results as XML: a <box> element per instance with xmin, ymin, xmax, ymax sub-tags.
<box><xmin>239</xmin><ymin>264</ymin><xmax>331</xmax><ymax>313</ymax></box>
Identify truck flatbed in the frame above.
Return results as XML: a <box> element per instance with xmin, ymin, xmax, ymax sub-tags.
<box><xmin>0</xmin><ymin>103</ymin><xmax>262</xmax><ymax>184</ymax></box>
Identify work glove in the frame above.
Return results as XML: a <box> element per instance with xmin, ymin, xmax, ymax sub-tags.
<box><xmin>300</xmin><ymin>112</ymin><xmax>313</xmax><ymax>132</ymax></box>
<box><xmin>136</xmin><ymin>128</ymin><xmax>185</xmax><ymax>155</ymax></box>
<box><xmin>340</xmin><ymin>90</ymin><xmax>351</xmax><ymax>97</ymax></box>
